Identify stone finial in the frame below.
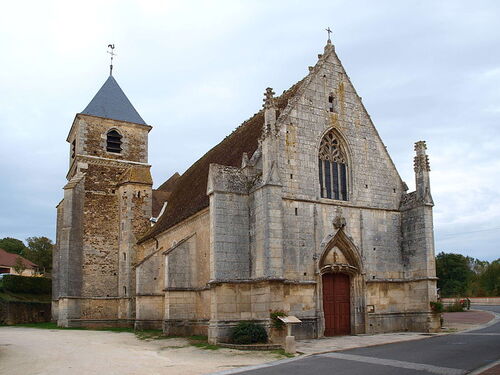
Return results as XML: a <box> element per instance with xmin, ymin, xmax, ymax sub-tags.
<box><xmin>414</xmin><ymin>141</ymin><xmax>430</xmax><ymax>173</ymax></box>
<box><xmin>263</xmin><ymin>87</ymin><xmax>275</xmax><ymax>109</ymax></box>
<box><xmin>333</xmin><ymin>207</ymin><xmax>346</xmax><ymax>230</ymax></box>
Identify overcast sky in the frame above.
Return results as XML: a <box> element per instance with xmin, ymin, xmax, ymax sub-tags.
<box><xmin>1</xmin><ymin>0</ymin><xmax>499</xmax><ymax>261</ymax></box>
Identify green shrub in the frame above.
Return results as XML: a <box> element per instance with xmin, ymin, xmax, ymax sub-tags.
<box><xmin>230</xmin><ymin>322</ymin><xmax>268</xmax><ymax>345</ymax></box>
<box><xmin>1</xmin><ymin>275</ymin><xmax>51</xmax><ymax>295</ymax></box>
<box><xmin>444</xmin><ymin>301</ymin><xmax>464</xmax><ymax>313</ymax></box>
<box><xmin>270</xmin><ymin>311</ymin><xmax>287</xmax><ymax>330</ymax></box>
<box><xmin>430</xmin><ymin>301</ymin><xmax>443</xmax><ymax>313</ymax></box>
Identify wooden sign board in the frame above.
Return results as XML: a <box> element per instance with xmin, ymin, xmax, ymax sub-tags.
<box><xmin>278</xmin><ymin>316</ymin><xmax>302</xmax><ymax>324</ymax></box>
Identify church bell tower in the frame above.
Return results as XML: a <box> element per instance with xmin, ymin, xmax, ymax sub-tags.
<box><xmin>53</xmin><ymin>67</ymin><xmax>153</xmax><ymax>327</ymax></box>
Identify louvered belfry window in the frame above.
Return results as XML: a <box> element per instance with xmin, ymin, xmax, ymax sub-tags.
<box><xmin>106</xmin><ymin>130</ymin><xmax>122</xmax><ymax>153</ymax></box>
<box><xmin>318</xmin><ymin>130</ymin><xmax>348</xmax><ymax>201</ymax></box>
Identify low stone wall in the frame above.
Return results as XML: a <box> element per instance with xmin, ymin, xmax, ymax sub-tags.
<box><xmin>0</xmin><ymin>301</ymin><xmax>51</xmax><ymax>325</ymax></box>
<box><xmin>367</xmin><ymin>311</ymin><xmax>440</xmax><ymax>333</ymax></box>
<box><xmin>441</xmin><ymin>297</ymin><xmax>500</xmax><ymax>306</ymax></box>
<box><xmin>164</xmin><ymin>319</ymin><xmax>209</xmax><ymax>336</ymax></box>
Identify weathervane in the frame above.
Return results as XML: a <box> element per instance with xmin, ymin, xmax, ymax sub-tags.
<box><xmin>325</xmin><ymin>27</ymin><xmax>332</xmax><ymax>42</ymax></box>
<box><xmin>107</xmin><ymin>44</ymin><xmax>116</xmax><ymax>76</ymax></box>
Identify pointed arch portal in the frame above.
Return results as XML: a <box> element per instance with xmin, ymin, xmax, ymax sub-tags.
<box><xmin>318</xmin><ymin>229</ymin><xmax>365</xmax><ymax>336</ymax></box>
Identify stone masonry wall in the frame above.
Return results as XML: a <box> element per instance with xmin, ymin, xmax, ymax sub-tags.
<box><xmin>70</xmin><ymin>115</ymin><xmax>149</xmax><ymax>164</ymax></box>
<box><xmin>135</xmin><ymin>210</ymin><xmax>210</xmax><ymax>327</ymax></box>
<box><xmin>81</xmin><ymin>163</ymin><xmax>125</xmax><ymax>298</ymax></box>
<box><xmin>118</xmin><ymin>179</ymin><xmax>152</xmax><ymax>319</ymax></box>
<box><xmin>209</xmin><ymin>192</ymin><xmax>250</xmax><ymax>280</ymax></box>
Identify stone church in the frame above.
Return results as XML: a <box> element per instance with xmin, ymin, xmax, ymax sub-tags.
<box><xmin>53</xmin><ymin>39</ymin><xmax>439</xmax><ymax>343</ymax></box>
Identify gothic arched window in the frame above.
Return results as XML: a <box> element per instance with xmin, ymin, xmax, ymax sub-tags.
<box><xmin>319</xmin><ymin>130</ymin><xmax>348</xmax><ymax>200</ymax></box>
<box><xmin>106</xmin><ymin>129</ymin><xmax>122</xmax><ymax>153</ymax></box>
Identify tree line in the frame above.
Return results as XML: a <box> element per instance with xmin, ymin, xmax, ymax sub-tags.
<box><xmin>436</xmin><ymin>252</ymin><xmax>499</xmax><ymax>297</ymax></box>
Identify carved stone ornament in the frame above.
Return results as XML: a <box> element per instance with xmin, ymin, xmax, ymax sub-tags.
<box><xmin>414</xmin><ymin>141</ymin><xmax>430</xmax><ymax>173</ymax></box>
<box><xmin>320</xmin><ymin>263</ymin><xmax>357</xmax><ymax>275</ymax></box>
<box><xmin>262</xmin><ymin>87</ymin><xmax>275</xmax><ymax>109</ymax></box>
<box><xmin>332</xmin><ymin>207</ymin><xmax>346</xmax><ymax>229</ymax></box>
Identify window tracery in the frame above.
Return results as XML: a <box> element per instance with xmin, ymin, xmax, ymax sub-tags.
<box><xmin>319</xmin><ymin>130</ymin><xmax>349</xmax><ymax>200</ymax></box>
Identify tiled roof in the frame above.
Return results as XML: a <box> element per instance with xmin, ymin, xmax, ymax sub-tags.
<box><xmin>139</xmin><ymin>80</ymin><xmax>303</xmax><ymax>243</ymax></box>
<box><xmin>152</xmin><ymin>173</ymin><xmax>180</xmax><ymax>217</ymax></box>
<box><xmin>81</xmin><ymin>75</ymin><xmax>146</xmax><ymax>125</ymax></box>
<box><xmin>157</xmin><ymin>172</ymin><xmax>180</xmax><ymax>192</ymax></box>
<box><xmin>0</xmin><ymin>248</ymin><xmax>37</xmax><ymax>269</ymax></box>
<box><xmin>152</xmin><ymin>190</ymin><xmax>171</xmax><ymax>217</ymax></box>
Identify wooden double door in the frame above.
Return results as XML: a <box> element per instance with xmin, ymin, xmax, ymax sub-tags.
<box><xmin>322</xmin><ymin>273</ymin><xmax>351</xmax><ymax>336</ymax></box>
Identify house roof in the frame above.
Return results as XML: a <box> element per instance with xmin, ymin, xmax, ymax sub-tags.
<box><xmin>0</xmin><ymin>248</ymin><xmax>37</xmax><ymax>269</ymax></box>
<box><xmin>81</xmin><ymin>75</ymin><xmax>146</xmax><ymax>125</ymax></box>
<box><xmin>138</xmin><ymin>80</ymin><xmax>303</xmax><ymax>243</ymax></box>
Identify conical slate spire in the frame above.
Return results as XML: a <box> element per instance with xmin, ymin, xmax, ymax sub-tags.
<box><xmin>81</xmin><ymin>75</ymin><xmax>146</xmax><ymax>125</ymax></box>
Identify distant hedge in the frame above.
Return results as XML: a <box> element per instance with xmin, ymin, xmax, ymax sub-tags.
<box><xmin>0</xmin><ymin>275</ymin><xmax>51</xmax><ymax>294</ymax></box>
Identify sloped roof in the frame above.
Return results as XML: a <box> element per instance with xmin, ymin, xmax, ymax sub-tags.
<box><xmin>152</xmin><ymin>173</ymin><xmax>180</xmax><ymax>217</ymax></box>
<box><xmin>81</xmin><ymin>75</ymin><xmax>146</xmax><ymax>125</ymax></box>
<box><xmin>152</xmin><ymin>190</ymin><xmax>171</xmax><ymax>217</ymax></box>
<box><xmin>0</xmin><ymin>248</ymin><xmax>37</xmax><ymax>268</ymax></box>
<box><xmin>157</xmin><ymin>172</ymin><xmax>180</xmax><ymax>192</ymax></box>
<box><xmin>139</xmin><ymin>80</ymin><xmax>303</xmax><ymax>243</ymax></box>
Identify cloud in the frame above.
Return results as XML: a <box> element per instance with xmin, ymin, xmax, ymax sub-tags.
<box><xmin>0</xmin><ymin>0</ymin><xmax>499</xmax><ymax>261</ymax></box>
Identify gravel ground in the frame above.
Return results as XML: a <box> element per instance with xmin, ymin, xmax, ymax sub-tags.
<box><xmin>1</xmin><ymin>310</ymin><xmax>495</xmax><ymax>375</ymax></box>
<box><xmin>0</xmin><ymin>327</ymin><xmax>281</xmax><ymax>375</ymax></box>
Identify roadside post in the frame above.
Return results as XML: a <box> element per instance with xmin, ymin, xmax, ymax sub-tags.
<box><xmin>278</xmin><ymin>315</ymin><xmax>302</xmax><ymax>354</ymax></box>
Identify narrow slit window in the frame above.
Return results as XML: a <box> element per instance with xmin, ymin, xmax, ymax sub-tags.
<box><xmin>318</xmin><ymin>129</ymin><xmax>349</xmax><ymax>201</ymax></box>
<box><xmin>106</xmin><ymin>130</ymin><xmax>122</xmax><ymax>153</ymax></box>
<box><xmin>328</xmin><ymin>95</ymin><xmax>336</xmax><ymax>113</ymax></box>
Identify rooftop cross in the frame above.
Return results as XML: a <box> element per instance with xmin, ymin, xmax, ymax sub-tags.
<box><xmin>107</xmin><ymin>44</ymin><xmax>117</xmax><ymax>76</ymax></box>
<box><xmin>325</xmin><ymin>27</ymin><xmax>332</xmax><ymax>42</ymax></box>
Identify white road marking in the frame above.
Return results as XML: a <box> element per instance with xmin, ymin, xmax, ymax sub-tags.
<box><xmin>319</xmin><ymin>353</ymin><xmax>466</xmax><ymax>375</ymax></box>
<box><xmin>457</xmin><ymin>333</ymin><xmax>500</xmax><ymax>336</ymax></box>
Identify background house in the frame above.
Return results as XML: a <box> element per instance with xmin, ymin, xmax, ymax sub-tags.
<box><xmin>0</xmin><ymin>248</ymin><xmax>38</xmax><ymax>276</ymax></box>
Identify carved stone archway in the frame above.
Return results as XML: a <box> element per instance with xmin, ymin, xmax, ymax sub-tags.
<box><xmin>316</xmin><ymin>227</ymin><xmax>366</xmax><ymax>336</ymax></box>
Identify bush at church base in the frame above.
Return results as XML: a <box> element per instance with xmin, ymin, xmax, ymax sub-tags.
<box><xmin>230</xmin><ymin>322</ymin><xmax>268</xmax><ymax>344</ymax></box>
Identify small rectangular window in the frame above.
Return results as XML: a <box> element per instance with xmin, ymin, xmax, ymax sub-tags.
<box><xmin>328</xmin><ymin>95</ymin><xmax>335</xmax><ymax>112</ymax></box>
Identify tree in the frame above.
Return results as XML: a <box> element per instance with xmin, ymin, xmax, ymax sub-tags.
<box><xmin>478</xmin><ymin>259</ymin><xmax>500</xmax><ymax>296</ymax></box>
<box><xmin>466</xmin><ymin>256</ymin><xmax>489</xmax><ymax>275</ymax></box>
<box><xmin>436</xmin><ymin>252</ymin><xmax>474</xmax><ymax>297</ymax></box>
<box><xmin>0</xmin><ymin>237</ymin><xmax>27</xmax><ymax>255</ymax></box>
<box><xmin>13</xmin><ymin>257</ymin><xmax>27</xmax><ymax>275</ymax></box>
<box><xmin>23</xmin><ymin>237</ymin><xmax>53</xmax><ymax>274</ymax></box>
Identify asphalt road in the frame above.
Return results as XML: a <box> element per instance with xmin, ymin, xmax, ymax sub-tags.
<box><xmin>233</xmin><ymin>306</ymin><xmax>500</xmax><ymax>375</ymax></box>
